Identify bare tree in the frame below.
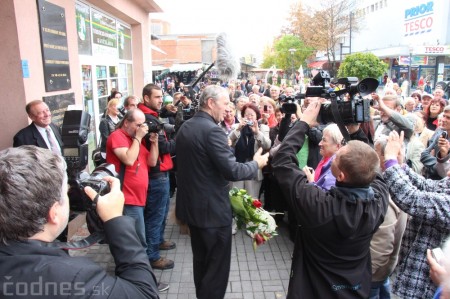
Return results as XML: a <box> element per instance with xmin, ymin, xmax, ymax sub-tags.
<box><xmin>284</xmin><ymin>0</ymin><xmax>359</xmax><ymax>77</ymax></box>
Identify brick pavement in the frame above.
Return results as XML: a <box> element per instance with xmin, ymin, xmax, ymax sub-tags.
<box><xmin>69</xmin><ymin>196</ymin><xmax>294</xmax><ymax>299</ymax></box>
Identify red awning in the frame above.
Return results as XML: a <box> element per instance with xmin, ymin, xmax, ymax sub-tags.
<box><xmin>307</xmin><ymin>61</ymin><xmax>327</xmax><ymax>69</ymax></box>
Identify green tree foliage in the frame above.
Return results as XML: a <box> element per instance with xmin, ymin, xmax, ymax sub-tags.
<box><xmin>337</xmin><ymin>52</ymin><xmax>388</xmax><ymax>80</ymax></box>
<box><xmin>261</xmin><ymin>35</ymin><xmax>313</xmax><ymax>75</ymax></box>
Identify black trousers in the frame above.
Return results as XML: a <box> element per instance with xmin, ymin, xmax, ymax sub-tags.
<box><xmin>189</xmin><ymin>224</ymin><xmax>232</xmax><ymax>299</ymax></box>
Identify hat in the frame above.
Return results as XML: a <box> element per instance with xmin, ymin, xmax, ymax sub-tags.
<box><xmin>163</xmin><ymin>95</ymin><xmax>173</xmax><ymax>104</ymax></box>
<box><xmin>422</xmin><ymin>93</ymin><xmax>432</xmax><ymax>100</ymax></box>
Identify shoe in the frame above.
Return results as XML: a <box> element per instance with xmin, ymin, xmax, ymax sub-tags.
<box><xmin>157</xmin><ymin>282</ymin><xmax>170</xmax><ymax>292</ymax></box>
<box><xmin>151</xmin><ymin>257</ymin><xmax>175</xmax><ymax>270</ymax></box>
<box><xmin>159</xmin><ymin>240</ymin><xmax>176</xmax><ymax>250</ymax></box>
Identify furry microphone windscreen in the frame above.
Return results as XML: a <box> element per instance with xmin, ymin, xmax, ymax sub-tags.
<box><xmin>216</xmin><ymin>32</ymin><xmax>240</xmax><ymax>82</ymax></box>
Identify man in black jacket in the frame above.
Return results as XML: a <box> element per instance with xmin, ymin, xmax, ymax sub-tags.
<box><xmin>272</xmin><ymin>101</ymin><xmax>389</xmax><ymax>299</ymax></box>
<box><xmin>176</xmin><ymin>85</ymin><xmax>269</xmax><ymax>299</ymax></box>
<box><xmin>13</xmin><ymin>100</ymin><xmax>63</xmax><ymax>154</ymax></box>
<box><xmin>138</xmin><ymin>84</ymin><xmax>176</xmax><ymax>272</ymax></box>
<box><xmin>0</xmin><ymin>145</ymin><xmax>159</xmax><ymax>299</ymax></box>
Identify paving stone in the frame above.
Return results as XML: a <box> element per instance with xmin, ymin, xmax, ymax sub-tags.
<box><xmin>69</xmin><ymin>196</ymin><xmax>295</xmax><ymax>298</ymax></box>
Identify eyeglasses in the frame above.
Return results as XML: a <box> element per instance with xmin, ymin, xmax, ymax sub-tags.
<box><xmin>136</xmin><ymin>122</ymin><xmax>146</xmax><ymax>127</ymax></box>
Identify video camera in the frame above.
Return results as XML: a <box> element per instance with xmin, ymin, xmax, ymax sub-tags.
<box><xmin>279</xmin><ymin>94</ymin><xmax>303</xmax><ymax>114</ymax></box>
<box><xmin>304</xmin><ymin>71</ymin><xmax>379</xmax><ymax>124</ymax></box>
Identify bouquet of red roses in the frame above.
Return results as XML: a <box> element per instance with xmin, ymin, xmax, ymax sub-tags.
<box><xmin>229</xmin><ymin>188</ymin><xmax>277</xmax><ymax>250</ymax></box>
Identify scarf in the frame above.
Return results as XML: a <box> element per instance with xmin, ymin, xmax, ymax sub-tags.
<box><xmin>235</xmin><ymin>125</ymin><xmax>255</xmax><ymax>163</ymax></box>
<box><xmin>314</xmin><ymin>156</ymin><xmax>331</xmax><ymax>182</ymax></box>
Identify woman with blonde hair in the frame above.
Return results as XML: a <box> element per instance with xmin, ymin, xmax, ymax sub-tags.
<box><xmin>99</xmin><ymin>98</ymin><xmax>122</xmax><ymax>161</ymax></box>
<box><xmin>259</xmin><ymin>96</ymin><xmax>278</xmax><ymax>128</ymax></box>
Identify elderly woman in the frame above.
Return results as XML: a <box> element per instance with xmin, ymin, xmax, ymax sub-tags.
<box><xmin>235</xmin><ymin>96</ymin><xmax>249</xmax><ymax>121</ymax></box>
<box><xmin>220</xmin><ymin>102</ymin><xmax>238</xmax><ymax>137</ymax></box>
<box><xmin>229</xmin><ymin>103</ymin><xmax>271</xmax><ymax>198</ymax></box>
<box><xmin>425</xmin><ymin>98</ymin><xmax>446</xmax><ymax>131</ymax></box>
<box><xmin>99</xmin><ymin>98</ymin><xmax>122</xmax><ymax>161</ymax></box>
<box><xmin>303</xmin><ymin>123</ymin><xmax>344</xmax><ymax>191</ymax></box>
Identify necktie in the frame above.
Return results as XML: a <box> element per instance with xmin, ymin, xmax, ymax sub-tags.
<box><xmin>46</xmin><ymin>128</ymin><xmax>60</xmax><ymax>154</ymax></box>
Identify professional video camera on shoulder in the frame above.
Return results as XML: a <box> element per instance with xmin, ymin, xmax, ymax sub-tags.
<box><xmin>303</xmin><ymin>70</ymin><xmax>379</xmax><ymax>124</ymax></box>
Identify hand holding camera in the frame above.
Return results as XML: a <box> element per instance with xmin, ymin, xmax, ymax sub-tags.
<box><xmin>438</xmin><ymin>131</ymin><xmax>449</xmax><ymax>157</ymax></box>
<box><xmin>300</xmin><ymin>99</ymin><xmax>321</xmax><ymax>127</ymax></box>
<box><xmin>302</xmin><ymin>166</ymin><xmax>315</xmax><ymax>183</ymax></box>
<box><xmin>135</xmin><ymin>123</ymin><xmax>149</xmax><ymax>140</ymax></box>
<box><xmin>148</xmin><ymin>132</ymin><xmax>158</xmax><ymax>144</ymax></box>
<box><xmin>246</xmin><ymin>119</ymin><xmax>259</xmax><ymax>135</ymax></box>
<box><xmin>84</xmin><ymin>176</ymin><xmax>124</xmax><ymax>223</ymax></box>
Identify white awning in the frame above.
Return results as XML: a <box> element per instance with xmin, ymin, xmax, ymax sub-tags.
<box><xmin>169</xmin><ymin>63</ymin><xmax>206</xmax><ymax>72</ymax></box>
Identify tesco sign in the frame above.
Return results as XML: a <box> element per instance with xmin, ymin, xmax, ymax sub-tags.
<box><xmin>404</xmin><ymin>1</ymin><xmax>434</xmax><ymax>36</ymax></box>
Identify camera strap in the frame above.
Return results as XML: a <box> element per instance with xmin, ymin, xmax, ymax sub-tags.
<box><xmin>39</xmin><ymin>232</ymin><xmax>105</xmax><ymax>250</ymax></box>
<box><xmin>330</xmin><ymin>98</ymin><xmax>351</xmax><ymax>144</ymax></box>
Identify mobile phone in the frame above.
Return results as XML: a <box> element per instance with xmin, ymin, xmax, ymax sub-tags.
<box><xmin>264</xmin><ymin>105</ymin><xmax>268</xmax><ymax>112</ymax></box>
<box><xmin>432</xmin><ymin>247</ymin><xmax>444</xmax><ymax>264</ymax></box>
<box><xmin>442</xmin><ymin>131</ymin><xmax>448</xmax><ymax>140</ymax></box>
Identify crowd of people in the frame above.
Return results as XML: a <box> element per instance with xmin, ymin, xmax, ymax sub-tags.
<box><xmin>2</xmin><ymin>72</ymin><xmax>450</xmax><ymax>299</ymax></box>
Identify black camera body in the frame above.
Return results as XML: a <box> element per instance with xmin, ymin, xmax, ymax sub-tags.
<box><xmin>145</xmin><ymin>118</ymin><xmax>164</xmax><ymax>133</ymax></box>
<box><xmin>304</xmin><ymin>71</ymin><xmax>379</xmax><ymax>124</ymax></box>
<box><xmin>69</xmin><ymin>163</ymin><xmax>117</xmax><ymax>212</ymax></box>
<box><xmin>77</xmin><ymin>163</ymin><xmax>117</xmax><ymax>205</ymax></box>
<box><xmin>280</xmin><ymin>94</ymin><xmax>302</xmax><ymax>115</ymax></box>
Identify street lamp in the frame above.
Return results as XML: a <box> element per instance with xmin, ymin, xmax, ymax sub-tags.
<box><xmin>337</xmin><ymin>34</ymin><xmax>350</xmax><ymax>62</ymax></box>
<box><xmin>289</xmin><ymin>48</ymin><xmax>296</xmax><ymax>85</ymax></box>
<box><xmin>408</xmin><ymin>45</ymin><xmax>414</xmax><ymax>95</ymax></box>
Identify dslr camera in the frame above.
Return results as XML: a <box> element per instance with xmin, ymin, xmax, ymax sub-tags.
<box><xmin>304</xmin><ymin>71</ymin><xmax>379</xmax><ymax>124</ymax></box>
<box><xmin>145</xmin><ymin>118</ymin><xmax>164</xmax><ymax>133</ymax></box>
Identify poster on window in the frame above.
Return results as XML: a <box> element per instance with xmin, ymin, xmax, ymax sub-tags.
<box><xmin>118</xmin><ymin>23</ymin><xmax>132</xmax><ymax>60</ymax></box>
<box><xmin>75</xmin><ymin>2</ymin><xmax>92</xmax><ymax>55</ymax></box>
<box><xmin>91</xmin><ymin>9</ymin><xmax>117</xmax><ymax>59</ymax></box>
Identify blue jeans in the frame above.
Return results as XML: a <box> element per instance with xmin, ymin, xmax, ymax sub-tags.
<box><xmin>369</xmin><ymin>278</ymin><xmax>391</xmax><ymax>299</ymax></box>
<box><xmin>144</xmin><ymin>173</ymin><xmax>170</xmax><ymax>262</ymax></box>
<box><xmin>123</xmin><ymin>205</ymin><xmax>146</xmax><ymax>249</ymax></box>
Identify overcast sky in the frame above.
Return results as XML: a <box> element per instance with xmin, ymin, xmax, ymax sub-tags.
<box><xmin>153</xmin><ymin>0</ymin><xmax>305</xmax><ymax>60</ymax></box>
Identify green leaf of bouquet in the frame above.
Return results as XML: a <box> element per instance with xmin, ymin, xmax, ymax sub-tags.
<box><xmin>230</xmin><ymin>195</ymin><xmax>250</xmax><ymax>219</ymax></box>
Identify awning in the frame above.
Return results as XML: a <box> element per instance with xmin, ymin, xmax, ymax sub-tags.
<box><xmin>169</xmin><ymin>63</ymin><xmax>206</xmax><ymax>72</ymax></box>
<box><xmin>307</xmin><ymin>60</ymin><xmax>327</xmax><ymax>69</ymax></box>
<box><xmin>151</xmin><ymin>44</ymin><xmax>166</xmax><ymax>55</ymax></box>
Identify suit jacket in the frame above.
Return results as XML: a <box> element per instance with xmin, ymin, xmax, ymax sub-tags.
<box><xmin>175</xmin><ymin>111</ymin><xmax>259</xmax><ymax>228</ymax></box>
<box><xmin>0</xmin><ymin>216</ymin><xmax>159</xmax><ymax>299</ymax></box>
<box><xmin>13</xmin><ymin>122</ymin><xmax>63</xmax><ymax>154</ymax></box>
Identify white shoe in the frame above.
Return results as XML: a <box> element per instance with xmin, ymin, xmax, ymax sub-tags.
<box><xmin>232</xmin><ymin>219</ymin><xmax>237</xmax><ymax>235</ymax></box>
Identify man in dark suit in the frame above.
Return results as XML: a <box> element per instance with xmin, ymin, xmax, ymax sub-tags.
<box><xmin>13</xmin><ymin>100</ymin><xmax>63</xmax><ymax>154</ymax></box>
<box><xmin>175</xmin><ymin>85</ymin><xmax>269</xmax><ymax>299</ymax></box>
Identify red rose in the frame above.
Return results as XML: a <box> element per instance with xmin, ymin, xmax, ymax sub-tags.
<box><xmin>252</xmin><ymin>199</ymin><xmax>262</xmax><ymax>208</ymax></box>
<box><xmin>254</xmin><ymin>233</ymin><xmax>265</xmax><ymax>245</ymax></box>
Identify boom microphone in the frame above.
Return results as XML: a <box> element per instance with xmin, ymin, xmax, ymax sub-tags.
<box><xmin>189</xmin><ymin>32</ymin><xmax>240</xmax><ymax>89</ymax></box>
<box><xmin>215</xmin><ymin>32</ymin><xmax>240</xmax><ymax>82</ymax></box>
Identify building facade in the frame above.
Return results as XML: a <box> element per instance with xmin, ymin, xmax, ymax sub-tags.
<box><xmin>349</xmin><ymin>0</ymin><xmax>450</xmax><ymax>87</ymax></box>
<box><xmin>0</xmin><ymin>0</ymin><xmax>162</xmax><ymax>152</ymax></box>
